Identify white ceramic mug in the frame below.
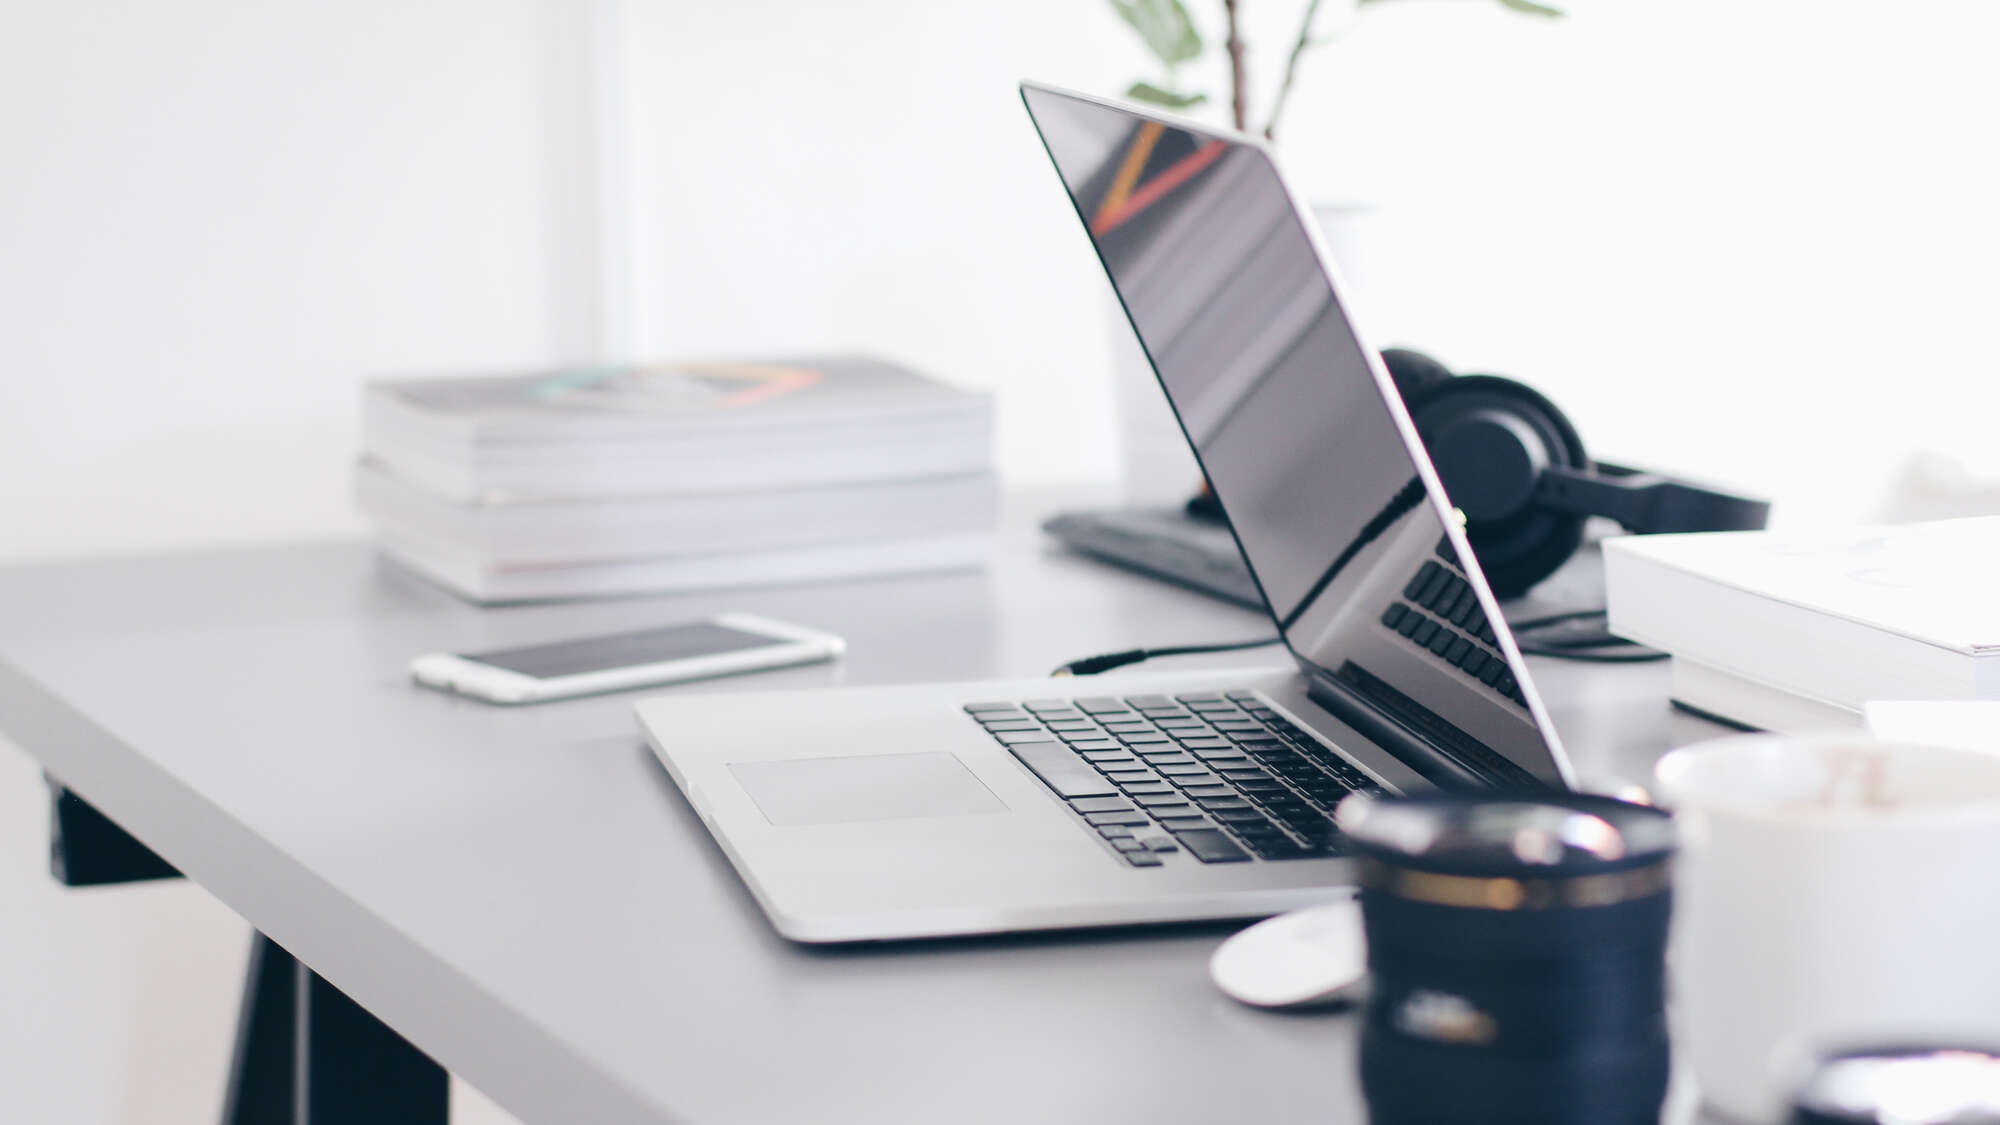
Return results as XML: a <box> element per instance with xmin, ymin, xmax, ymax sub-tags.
<box><xmin>1654</xmin><ymin>734</ymin><xmax>2000</xmax><ymax>1123</ymax></box>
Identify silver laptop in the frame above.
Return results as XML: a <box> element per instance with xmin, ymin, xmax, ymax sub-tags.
<box><xmin>636</xmin><ymin>82</ymin><xmax>1577</xmax><ymax>943</ymax></box>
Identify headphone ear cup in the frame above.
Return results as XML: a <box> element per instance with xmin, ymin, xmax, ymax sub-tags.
<box><xmin>1409</xmin><ymin>375</ymin><xmax>1589</xmax><ymax>598</ymax></box>
<box><xmin>1379</xmin><ymin>348</ymin><xmax>1453</xmax><ymax>407</ymax></box>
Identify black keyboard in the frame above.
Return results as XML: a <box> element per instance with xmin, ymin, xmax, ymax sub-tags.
<box><xmin>1381</xmin><ymin>539</ymin><xmax>1527</xmax><ymax>708</ymax></box>
<box><xmin>967</xmin><ymin>692</ymin><xmax>1382</xmax><ymax>867</ymax></box>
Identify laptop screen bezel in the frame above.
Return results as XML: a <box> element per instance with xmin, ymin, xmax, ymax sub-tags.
<box><xmin>1019</xmin><ymin>80</ymin><xmax>1576</xmax><ymax>790</ymax></box>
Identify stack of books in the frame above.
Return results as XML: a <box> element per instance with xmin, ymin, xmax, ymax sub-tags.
<box><xmin>357</xmin><ymin>355</ymin><xmax>997</xmax><ymax>602</ymax></box>
<box><xmin>1604</xmin><ymin>518</ymin><xmax>2000</xmax><ymax>732</ymax></box>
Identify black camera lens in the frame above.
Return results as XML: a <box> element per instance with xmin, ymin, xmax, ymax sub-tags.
<box><xmin>1792</xmin><ymin>1047</ymin><xmax>2000</xmax><ymax>1124</ymax></box>
<box><xmin>1336</xmin><ymin>791</ymin><xmax>1676</xmax><ymax>1125</ymax></box>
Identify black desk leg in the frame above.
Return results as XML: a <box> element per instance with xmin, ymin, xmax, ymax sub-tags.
<box><xmin>221</xmin><ymin>933</ymin><xmax>448</xmax><ymax>1125</ymax></box>
<box><xmin>222</xmin><ymin>934</ymin><xmax>295</xmax><ymax>1125</ymax></box>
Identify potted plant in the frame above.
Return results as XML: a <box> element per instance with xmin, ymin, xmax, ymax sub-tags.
<box><xmin>1111</xmin><ymin>0</ymin><xmax>1562</xmax><ymax>137</ymax></box>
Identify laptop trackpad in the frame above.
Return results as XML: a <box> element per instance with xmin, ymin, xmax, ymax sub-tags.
<box><xmin>729</xmin><ymin>752</ymin><xmax>1006</xmax><ymax>827</ymax></box>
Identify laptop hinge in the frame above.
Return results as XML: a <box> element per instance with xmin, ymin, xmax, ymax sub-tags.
<box><xmin>1305</xmin><ymin>664</ymin><xmax>1548</xmax><ymax>793</ymax></box>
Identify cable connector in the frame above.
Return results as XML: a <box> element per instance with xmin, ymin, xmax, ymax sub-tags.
<box><xmin>1051</xmin><ymin>637</ymin><xmax>1283</xmax><ymax>677</ymax></box>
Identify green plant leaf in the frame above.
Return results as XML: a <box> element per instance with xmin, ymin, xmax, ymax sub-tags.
<box><xmin>1110</xmin><ymin>0</ymin><xmax>1205</xmax><ymax>67</ymax></box>
<box><xmin>1126</xmin><ymin>81</ymin><xmax>1209</xmax><ymax>109</ymax></box>
<box><xmin>1495</xmin><ymin>0</ymin><xmax>1565</xmax><ymax>17</ymax></box>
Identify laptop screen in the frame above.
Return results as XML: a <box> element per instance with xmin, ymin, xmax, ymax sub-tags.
<box><xmin>1022</xmin><ymin>84</ymin><xmax>1570</xmax><ymax>788</ymax></box>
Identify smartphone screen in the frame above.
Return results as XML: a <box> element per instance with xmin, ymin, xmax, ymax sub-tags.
<box><xmin>463</xmin><ymin>622</ymin><xmax>784</xmax><ymax>679</ymax></box>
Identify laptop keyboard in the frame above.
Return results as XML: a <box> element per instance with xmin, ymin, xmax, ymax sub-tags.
<box><xmin>966</xmin><ymin>692</ymin><xmax>1383</xmax><ymax>867</ymax></box>
<box><xmin>1382</xmin><ymin>539</ymin><xmax>1526</xmax><ymax>708</ymax></box>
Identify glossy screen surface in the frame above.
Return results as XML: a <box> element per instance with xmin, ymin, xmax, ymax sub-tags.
<box><xmin>1023</xmin><ymin>86</ymin><xmax>1565</xmax><ymax>786</ymax></box>
<box><xmin>464</xmin><ymin>622</ymin><xmax>780</xmax><ymax>678</ymax></box>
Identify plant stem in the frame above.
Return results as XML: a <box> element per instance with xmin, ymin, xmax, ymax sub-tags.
<box><xmin>1264</xmin><ymin>0</ymin><xmax>1325</xmax><ymax>140</ymax></box>
<box><xmin>1222</xmin><ymin>0</ymin><xmax>1248</xmax><ymax>131</ymax></box>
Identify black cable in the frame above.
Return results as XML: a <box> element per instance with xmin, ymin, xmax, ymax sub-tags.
<box><xmin>1503</xmin><ymin>608</ymin><xmax>1667</xmax><ymax>661</ymax></box>
<box><xmin>1514</xmin><ymin>645</ymin><xmax>1668</xmax><ymax>663</ymax></box>
<box><xmin>1052</xmin><ymin>607</ymin><xmax>1665</xmax><ymax>676</ymax></box>
<box><xmin>1506</xmin><ymin>609</ymin><xmax>1610</xmax><ymax>633</ymax></box>
<box><xmin>1051</xmin><ymin>636</ymin><xmax>1282</xmax><ymax>677</ymax></box>
<box><xmin>1526</xmin><ymin>631</ymin><xmax>1640</xmax><ymax>650</ymax></box>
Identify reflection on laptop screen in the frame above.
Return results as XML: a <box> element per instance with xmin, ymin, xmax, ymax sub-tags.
<box><xmin>1023</xmin><ymin>85</ymin><xmax>1568</xmax><ymax>789</ymax></box>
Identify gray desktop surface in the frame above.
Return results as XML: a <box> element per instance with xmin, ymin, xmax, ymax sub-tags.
<box><xmin>0</xmin><ymin>498</ymin><xmax>1726</xmax><ymax>1125</ymax></box>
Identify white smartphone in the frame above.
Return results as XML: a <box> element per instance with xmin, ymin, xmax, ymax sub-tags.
<box><xmin>410</xmin><ymin>613</ymin><xmax>845</xmax><ymax>704</ymax></box>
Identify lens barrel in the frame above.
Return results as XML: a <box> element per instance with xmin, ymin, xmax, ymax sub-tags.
<box><xmin>1337</xmin><ymin>792</ymin><xmax>1676</xmax><ymax>1125</ymax></box>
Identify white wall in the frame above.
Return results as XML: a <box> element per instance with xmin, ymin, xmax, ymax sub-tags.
<box><xmin>5</xmin><ymin>2</ymin><xmax>2000</xmax><ymax>1122</ymax></box>
<box><xmin>11</xmin><ymin>0</ymin><xmax>2000</xmax><ymax>568</ymax></box>
<box><xmin>0</xmin><ymin>0</ymin><xmax>593</xmax><ymax>562</ymax></box>
<box><xmin>1255</xmin><ymin>0</ymin><xmax>2000</xmax><ymax>527</ymax></box>
<box><xmin>609</xmin><ymin>0</ymin><xmax>1149</xmax><ymax>494</ymax></box>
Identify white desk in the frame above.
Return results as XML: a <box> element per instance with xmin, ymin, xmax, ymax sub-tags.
<box><xmin>0</xmin><ymin>498</ymin><xmax>1727</xmax><ymax>1124</ymax></box>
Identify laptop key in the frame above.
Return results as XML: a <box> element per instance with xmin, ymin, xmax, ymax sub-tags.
<box><xmin>1075</xmin><ymin>698</ymin><xmax>1126</xmax><ymax>713</ymax></box>
<box><xmin>1177</xmin><ymin>829</ymin><xmax>1252</xmax><ymax>863</ymax></box>
<box><xmin>1057</xmin><ymin>729</ymin><xmax>1111</xmax><ymax>743</ymax></box>
<box><xmin>1124</xmin><ymin>851</ymin><xmax>1165</xmax><ymax>867</ymax></box>
<box><xmin>965</xmin><ymin>702</ymin><xmax>1022</xmax><ymax>713</ymax></box>
<box><xmin>1069</xmin><ymin>797</ymin><xmax>1134</xmax><ymax>814</ymax></box>
<box><xmin>1117</xmin><ymin>782</ymin><xmax>1174</xmax><ymax>796</ymax></box>
<box><xmin>992</xmin><ymin>729</ymin><xmax>1058</xmax><ymax>746</ymax></box>
<box><xmin>1140</xmin><ymin>836</ymin><xmax>1179</xmax><ymax>853</ymax></box>
<box><xmin>1098</xmin><ymin>825</ymin><xmax>1135</xmax><ymax>839</ymax></box>
<box><xmin>1404</xmin><ymin>561</ymin><xmax>1441</xmax><ymax>600</ymax></box>
<box><xmin>1155</xmin><ymin>764</ymin><xmax>1210</xmax><ymax>776</ymax></box>
<box><xmin>1068</xmin><ymin>739</ymin><xmax>1124</xmax><ymax>752</ymax></box>
<box><xmin>1124</xmin><ymin>695</ymin><xmax>1174</xmax><ymax>708</ymax></box>
<box><xmin>1044</xmin><ymin>719</ymin><xmax>1096</xmax><ymax>731</ymax></box>
<box><xmin>1118</xmin><ymin>733</ymin><xmax>1172</xmax><ymax>745</ymax></box>
<box><xmin>1213</xmin><ymin>808</ymin><xmax>1273</xmax><ymax>825</ymax></box>
<box><xmin>1251</xmin><ymin>837</ymin><xmax>1315</xmax><ymax>860</ymax></box>
<box><xmin>1158</xmin><ymin>816</ymin><xmax>1214</xmax><ymax>832</ymax></box>
<box><xmin>1084</xmin><ymin>811</ymin><xmax>1150</xmax><ymax>827</ymax></box>
<box><xmin>1005</xmin><ymin>743</ymin><xmax>1116</xmax><ymax>799</ymax></box>
<box><xmin>1181</xmin><ymin>785</ymin><xmax>1235</xmax><ymax>798</ymax></box>
<box><xmin>1110</xmin><ymin>837</ymin><xmax>1146</xmax><ymax>852</ymax></box>
<box><xmin>1134</xmin><ymin>799</ymin><xmax>1196</xmax><ymax>815</ymax></box>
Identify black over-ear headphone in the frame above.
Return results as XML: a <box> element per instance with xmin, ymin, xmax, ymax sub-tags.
<box><xmin>1379</xmin><ymin>348</ymin><xmax>1770</xmax><ymax>598</ymax></box>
